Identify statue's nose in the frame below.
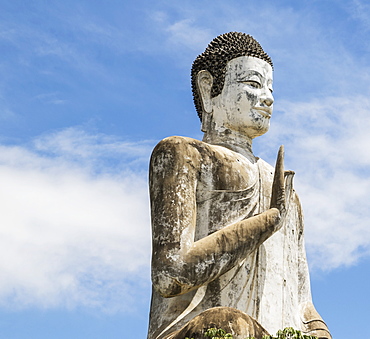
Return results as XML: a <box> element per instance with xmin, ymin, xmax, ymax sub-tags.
<box><xmin>264</xmin><ymin>97</ymin><xmax>274</xmax><ymax>107</ymax></box>
<box><xmin>260</xmin><ymin>86</ymin><xmax>274</xmax><ymax>107</ymax></box>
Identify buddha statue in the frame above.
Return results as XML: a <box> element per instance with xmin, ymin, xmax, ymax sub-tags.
<box><xmin>147</xmin><ymin>32</ymin><xmax>331</xmax><ymax>339</ymax></box>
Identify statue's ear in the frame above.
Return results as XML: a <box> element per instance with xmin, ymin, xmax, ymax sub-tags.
<box><xmin>197</xmin><ymin>70</ymin><xmax>213</xmax><ymax>114</ymax></box>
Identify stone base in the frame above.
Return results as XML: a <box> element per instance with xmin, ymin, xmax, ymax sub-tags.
<box><xmin>164</xmin><ymin>307</ymin><xmax>270</xmax><ymax>339</ymax></box>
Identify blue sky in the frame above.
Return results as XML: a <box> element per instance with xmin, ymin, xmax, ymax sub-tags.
<box><xmin>0</xmin><ymin>0</ymin><xmax>369</xmax><ymax>338</ymax></box>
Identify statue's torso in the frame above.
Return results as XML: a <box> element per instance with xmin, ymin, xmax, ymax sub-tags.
<box><xmin>148</xmin><ymin>137</ymin><xmax>309</xmax><ymax>339</ymax></box>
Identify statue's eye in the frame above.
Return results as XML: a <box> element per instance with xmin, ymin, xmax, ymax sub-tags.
<box><xmin>237</xmin><ymin>79</ymin><xmax>262</xmax><ymax>89</ymax></box>
<box><xmin>246</xmin><ymin>80</ymin><xmax>261</xmax><ymax>89</ymax></box>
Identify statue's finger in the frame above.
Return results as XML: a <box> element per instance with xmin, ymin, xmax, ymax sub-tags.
<box><xmin>270</xmin><ymin>145</ymin><xmax>285</xmax><ymax>210</ymax></box>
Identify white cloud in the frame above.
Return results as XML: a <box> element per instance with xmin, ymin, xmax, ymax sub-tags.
<box><xmin>259</xmin><ymin>96</ymin><xmax>370</xmax><ymax>270</ymax></box>
<box><xmin>0</xmin><ymin>128</ymin><xmax>152</xmax><ymax>311</ymax></box>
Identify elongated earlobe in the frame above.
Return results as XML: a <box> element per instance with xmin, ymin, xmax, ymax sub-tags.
<box><xmin>197</xmin><ymin>70</ymin><xmax>213</xmax><ymax>113</ymax></box>
<box><xmin>197</xmin><ymin>70</ymin><xmax>213</xmax><ymax>132</ymax></box>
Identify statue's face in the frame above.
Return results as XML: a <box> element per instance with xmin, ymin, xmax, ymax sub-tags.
<box><xmin>211</xmin><ymin>56</ymin><xmax>274</xmax><ymax>139</ymax></box>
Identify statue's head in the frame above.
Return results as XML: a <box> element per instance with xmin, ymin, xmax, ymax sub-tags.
<box><xmin>192</xmin><ymin>32</ymin><xmax>274</xmax><ymax>139</ymax></box>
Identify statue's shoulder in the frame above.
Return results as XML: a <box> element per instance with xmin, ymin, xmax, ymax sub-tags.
<box><xmin>154</xmin><ymin>135</ymin><xmax>202</xmax><ymax>148</ymax></box>
<box><xmin>151</xmin><ymin>136</ymin><xmax>217</xmax><ymax>160</ymax></box>
<box><xmin>150</xmin><ymin>136</ymin><xmax>202</xmax><ymax>174</ymax></box>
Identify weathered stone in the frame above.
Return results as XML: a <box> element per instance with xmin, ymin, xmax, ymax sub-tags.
<box><xmin>147</xmin><ymin>32</ymin><xmax>331</xmax><ymax>339</ymax></box>
<box><xmin>165</xmin><ymin>307</ymin><xmax>269</xmax><ymax>339</ymax></box>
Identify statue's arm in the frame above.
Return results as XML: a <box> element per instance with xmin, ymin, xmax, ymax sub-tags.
<box><xmin>150</xmin><ymin>137</ymin><xmax>282</xmax><ymax>298</ymax></box>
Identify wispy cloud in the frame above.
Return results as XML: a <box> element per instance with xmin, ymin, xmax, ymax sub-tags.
<box><xmin>0</xmin><ymin>128</ymin><xmax>152</xmax><ymax>311</ymax></box>
<box><xmin>150</xmin><ymin>12</ymin><xmax>213</xmax><ymax>52</ymax></box>
<box><xmin>34</xmin><ymin>92</ymin><xmax>66</xmax><ymax>105</ymax></box>
<box><xmin>146</xmin><ymin>2</ymin><xmax>370</xmax><ymax>89</ymax></box>
<box><xmin>349</xmin><ymin>0</ymin><xmax>370</xmax><ymax>31</ymax></box>
<box><xmin>33</xmin><ymin>127</ymin><xmax>154</xmax><ymax>172</ymax></box>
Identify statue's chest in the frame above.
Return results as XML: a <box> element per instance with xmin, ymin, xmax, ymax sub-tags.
<box><xmin>195</xmin><ymin>156</ymin><xmax>268</xmax><ymax>241</ymax></box>
<box><xmin>197</xmin><ymin>151</ymin><xmax>260</xmax><ymax>191</ymax></box>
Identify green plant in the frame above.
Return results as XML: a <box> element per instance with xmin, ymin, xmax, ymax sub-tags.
<box><xmin>204</xmin><ymin>327</ymin><xmax>233</xmax><ymax>339</ymax></box>
<box><xmin>184</xmin><ymin>326</ymin><xmax>318</xmax><ymax>339</ymax></box>
<box><xmin>247</xmin><ymin>327</ymin><xmax>318</xmax><ymax>339</ymax></box>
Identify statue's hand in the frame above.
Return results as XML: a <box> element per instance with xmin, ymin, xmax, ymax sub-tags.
<box><xmin>270</xmin><ymin>145</ymin><xmax>286</xmax><ymax>231</ymax></box>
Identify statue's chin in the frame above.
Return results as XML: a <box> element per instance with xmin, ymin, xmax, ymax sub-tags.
<box><xmin>255</xmin><ymin>125</ymin><xmax>270</xmax><ymax>138</ymax></box>
<box><xmin>242</xmin><ymin>122</ymin><xmax>270</xmax><ymax>139</ymax></box>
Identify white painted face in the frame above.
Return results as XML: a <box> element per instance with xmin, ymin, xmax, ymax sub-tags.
<box><xmin>211</xmin><ymin>56</ymin><xmax>274</xmax><ymax>139</ymax></box>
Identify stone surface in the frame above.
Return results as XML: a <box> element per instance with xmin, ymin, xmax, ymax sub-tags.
<box><xmin>147</xmin><ymin>32</ymin><xmax>331</xmax><ymax>339</ymax></box>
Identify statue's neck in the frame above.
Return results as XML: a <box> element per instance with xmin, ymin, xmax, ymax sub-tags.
<box><xmin>202</xmin><ymin>129</ymin><xmax>256</xmax><ymax>162</ymax></box>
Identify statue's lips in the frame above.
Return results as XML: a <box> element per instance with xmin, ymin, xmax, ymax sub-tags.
<box><xmin>253</xmin><ymin>107</ymin><xmax>272</xmax><ymax>118</ymax></box>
